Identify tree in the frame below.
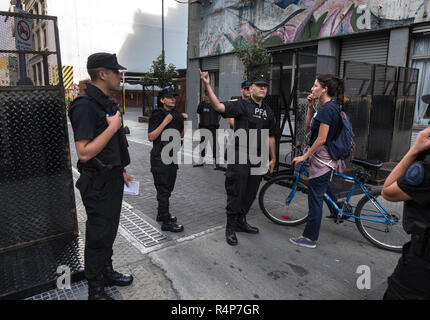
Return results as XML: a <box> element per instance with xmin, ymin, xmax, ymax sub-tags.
<box><xmin>233</xmin><ymin>34</ymin><xmax>270</xmax><ymax>80</ymax></box>
<box><xmin>142</xmin><ymin>54</ymin><xmax>178</xmax><ymax>88</ymax></box>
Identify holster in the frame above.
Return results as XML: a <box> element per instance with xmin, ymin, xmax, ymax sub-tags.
<box><xmin>410</xmin><ymin>221</ymin><xmax>430</xmax><ymax>261</ymax></box>
<box><xmin>76</xmin><ymin>157</ymin><xmax>113</xmax><ymax>192</ymax></box>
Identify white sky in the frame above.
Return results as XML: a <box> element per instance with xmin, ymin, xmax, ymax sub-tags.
<box><xmin>0</xmin><ymin>0</ymin><xmax>11</xmax><ymax>11</ymax></box>
<box><xmin>0</xmin><ymin>0</ymin><xmax>188</xmax><ymax>81</ymax></box>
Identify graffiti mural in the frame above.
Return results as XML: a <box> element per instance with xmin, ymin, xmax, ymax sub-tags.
<box><xmin>200</xmin><ymin>0</ymin><xmax>430</xmax><ymax>56</ymax></box>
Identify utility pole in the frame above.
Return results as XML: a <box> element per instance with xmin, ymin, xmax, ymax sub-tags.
<box><xmin>162</xmin><ymin>0</ymin><xmax>165</xmax><ymax>70</ymax></box>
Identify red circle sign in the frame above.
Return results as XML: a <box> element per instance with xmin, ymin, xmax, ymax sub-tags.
<box><xmin>17</xmin><ymin>20</ymin><xmax>31</xmax><ymax>41</ymax></box>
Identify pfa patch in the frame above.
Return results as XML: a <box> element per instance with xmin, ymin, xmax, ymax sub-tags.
<box><xmin>405</xmin><ymin>162</ymin><xmax>424</xmax><ymax>186</ymax></box>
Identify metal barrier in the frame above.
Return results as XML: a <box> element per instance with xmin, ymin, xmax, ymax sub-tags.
<box><xmin>0</xmin><ymin>11</ymin><xmax>82</xmax><ymax>299</ymax></box>
<box><xmin>343</xmin><ymin>61</ymin><xmax>418</xmax><ymax>162</ymax></box>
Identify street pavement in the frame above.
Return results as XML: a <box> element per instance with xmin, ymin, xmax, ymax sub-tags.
<box><xmin>52</xmin><ymin>107</ymin><xmax>412</xmax><ymax>301</ymax></box>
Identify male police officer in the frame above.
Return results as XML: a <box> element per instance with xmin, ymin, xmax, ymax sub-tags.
<box><xmin>227</xmin><ymin>80</ymin><xmax>252</xmax><ymax>129</ymax></box>
<box><xmin>195</xmin><ymin>90</ymin><xmax>221</xmax><ymax>168</ymax></box>
<box><xmin>148</xmin><ymin>87</ymin><xmax>185</xmax><ymax>233</ymax></box>
<box><xmin>68</xmin><ymin>53</ymin><xmax>134</xmax><ymax>300</ymax></box>
<box><xmin>381</xmin><ymin>95</ymin><xmax>430</xmax><ymax>299</ymax></box>
<box><xmin>200</xmin><ymin>70</ymin><xmax>278</xmax><ymax>245</ymax></box>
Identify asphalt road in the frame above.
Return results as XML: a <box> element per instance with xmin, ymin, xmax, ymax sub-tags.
<box><xmin>68</xmin><ymin>108</ymin><xmax>403</xmax><ymax>300</ymax></box>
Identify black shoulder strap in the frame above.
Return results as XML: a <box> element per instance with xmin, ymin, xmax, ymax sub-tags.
<box><xmin>329</xmin><ymin>102</ymin><xmax>343</xmax><ymax>139</ymax></box>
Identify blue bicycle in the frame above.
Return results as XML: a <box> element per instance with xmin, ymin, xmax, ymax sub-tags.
<box><xmin>258</xmin><ymin>159</ymin><xmax>409</xmax><ymax>252</ymax></box>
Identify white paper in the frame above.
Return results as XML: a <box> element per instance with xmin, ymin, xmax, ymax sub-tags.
<box><xmin>124</xmin><ymin>181</ymin><xmax>140</xmax><ymax>195</ymax></box>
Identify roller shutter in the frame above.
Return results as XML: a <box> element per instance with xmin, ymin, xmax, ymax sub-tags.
<box><xmin>201</xmin><ymin>56</ymin><xmax>219</xmax><ymax>71</ymax></box>
<box><xmin>340</xmin><ymin>33</ymin><xmax>389</xmax><ymax>77</ymax></box>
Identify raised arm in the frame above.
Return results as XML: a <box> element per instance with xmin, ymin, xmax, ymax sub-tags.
<box><xmin>75</xmin><ymin>111</ymin><xmax>122</xmax><ymax>163</ymax></box>
<box><xmin>148</xmin><ymin>114</ymin><xmax>173</xmax><ymax>142</ymax></box>
<box><xmin>199</xmin><ymin>69</ymin><xmax>226</xmax><ymax>114</ymax></box>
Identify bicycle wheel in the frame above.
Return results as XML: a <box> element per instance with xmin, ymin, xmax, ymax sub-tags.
<box><xmin>355</xmin><ymin>191</ymin><xmax>409</xmax><ymax>252</ymax></box>
<box><xmin>258</xmin><ymin>175</ymin><xmax>309</xmax><ymax>226</ymax></box>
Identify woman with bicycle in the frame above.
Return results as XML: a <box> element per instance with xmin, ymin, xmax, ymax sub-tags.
<box><xmin>290</xmin><ymin>74</ymin><xmax>346</xmax><ymax>248</ymax></box>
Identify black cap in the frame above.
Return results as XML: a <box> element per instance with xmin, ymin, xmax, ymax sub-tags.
<box><xmin>422</xmin><ymin>94</ymin><xmax>430</xmax><ymax>104</ymax></box>
<box><xmin>87</xmin><ymin>53</ymin><xmax>126</xmax><ymax>70</ymax></box>
<box><xmin>158</xmin><ymin>87</ymin><xmax>178</xmax><ymax>98</ymax></box>
<box><xmin>241</xmin><ymin>80</ymin><xmax>252</xmax><ymax>89</ymax></box>
<box><xmin>251</xmin><ymin>74</ymin><xmax>269</xmax><ymax>86</ymax></box>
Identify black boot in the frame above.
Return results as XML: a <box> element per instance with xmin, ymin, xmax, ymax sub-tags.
<box><xmin>88</xmin><ymin>276</ymin><xmax>114</xmax><ymax>300</ymax></box>
<box><xmin>104</xmin><ymin>265</ymin><xmax>134</xmax><ymax>287</ymax></box>
<box><xmin>226</xmin><ymin>218</ymin><xmax>238</xmax><ymax>245</ymax></box>
<box><xmin>161</xmin><ymin>221</ymin><xmax>184</xmax><ymax>232</ymax></box>
<box><xmin>236</xmin><ymin>215</ymin><xmax>259</xmax><ymax>234</ymax></box>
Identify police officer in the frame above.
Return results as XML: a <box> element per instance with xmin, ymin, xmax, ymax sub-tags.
<box><xmin>381</xmin><ymin>95</ymin><xmax>430</xmax><ymax>299</ymax></box>
<box><xmin>195</xmin><ymin>89</ymin><xmax>221</xmax><ymax>168</ymax></box>
<box><xmin>200</xmin><ymin>70</ymin><xmax>278</xmax><ymax>246</ymax></box>
<box><xmin>227</xmin><ymin>80</ymin><xmax>252</xmax><ymax>129</ymax></box>
<box><xmin>68</xmin><ymin>53</ymin><xmax>134</xmax><ymax>300</ymax></box>
<box><xmin>148</xmin><ymin>87</ymin><xmax>185</xmax><ymax>233</ymax></box>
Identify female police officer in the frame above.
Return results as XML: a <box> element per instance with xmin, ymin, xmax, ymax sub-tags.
<box><xmin>148</xmin><ymin>87</ymin><xmax>185</xmax><ymax>233</ymax></box>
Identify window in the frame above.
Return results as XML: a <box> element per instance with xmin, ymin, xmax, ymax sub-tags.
<box><xmin>411</xmin><ymin>35</ymin><xmax>430</xmax><ymax>124</ymax></box>
<box><xmin>37</xmin><ymin>62</ymin><xmax>42</xmax><ymax>86</ymax></box>
<box><xmin>32</xmin><ymin>64</ymin><xmax>37</xmax><ymax>83</ymax></box>
<box><xmin>42</xmin><ymin>27</ymin><xmax>47</xmax><ymax>49</ymax></box>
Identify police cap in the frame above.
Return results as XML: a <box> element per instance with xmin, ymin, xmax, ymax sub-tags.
<box><xmin>251</xmin><ymin>74</ymin><xmax>269</xmax><ymax>86</ymax></box>
<box><xmin>422</xmin><ymin>94</ymin><xmax>430</xmax><ymax>104</ymax></box>
<box><xmin>159</xmin><ymin>87</ymin><xmax>178</xmax><ymax>98</ymax></box>
<box><xmin>241</xmin><ymin>80</ymin><xmax>252</xmax><ymax>89</ymax></box>
<box><xmin>87</xmin><ymin>53</ymin><xmax>126</xmax><ymax>71</ymax></box>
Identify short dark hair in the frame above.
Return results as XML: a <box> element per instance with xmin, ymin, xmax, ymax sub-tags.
<box><xmin>87</xmin><ymin>67</ymin><xmax>106</xmax><ymax>81</ymax></box>
<box><xmin>316</xmin><ymin>74</ymin><xmax>344</xmax><ymax>99</ymax></box>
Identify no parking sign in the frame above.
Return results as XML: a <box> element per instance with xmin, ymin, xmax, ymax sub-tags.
<box><xmin>14</xmin><ymin>9</ymin><xmax>33</xmax><ymax>51</ymax></box>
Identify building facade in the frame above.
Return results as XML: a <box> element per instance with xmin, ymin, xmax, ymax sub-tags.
<box><xmin>187</xmin><ymin>0</ymin><xmax>430</xmax><ymax>127</ymax></box>
<box><xmin>22</xmin><ymin>0</ymin><xmax>58</xmax><ymax>86</ymax></box>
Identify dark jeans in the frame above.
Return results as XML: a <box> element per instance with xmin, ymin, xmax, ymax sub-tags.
<box><xmin>303</xmin><ymin>171</ymin><xmax>336</xmax><ymax>241</ymax></box>
<box><xmin>80</xmin><ymin>169</ymin><xmax>124</xmax><ymax>280</ymax></box>
<box><xmin>383</xmin><ymin>240</ymin><xmax>430</xmax><ymax>300</ymax></box>
<box><xmin>151</xmin><ymin>158</ymin><xmax>178</xmax><ymax>222</ymax></box>
<box><xmin>225</xmin><ymin>164</ymin><xmax>262</xmax><ymax>225</ymax></box>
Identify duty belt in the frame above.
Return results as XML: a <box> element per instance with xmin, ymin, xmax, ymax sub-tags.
<box><xmin>411</xmin><ymin>234</ymin><xmax>430</xmax><ymax>261</ymax></box>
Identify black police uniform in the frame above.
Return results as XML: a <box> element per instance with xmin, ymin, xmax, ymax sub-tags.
<box><xmin>221</xmin><ymin>97</ymin><xmax>277</xmax><ymax>244</ymax></box>
<box><xmin>383</xmin><ymin>151</ymin><xmax>430</xmax><ymax>300</ymax></box>
<box><xmin>149</xmin><ymin>103</ymin><xmax>184</xmax><ymax>231</ymax></box>
<box><xmin>197</xmin><ymin>100</ymin><xmax>220</xmax><ymax>161</ymax></box>
<box><xmin>68</xmin><ymin>83</ymin><xmax>131</xmax><ymax>289</ymax></box>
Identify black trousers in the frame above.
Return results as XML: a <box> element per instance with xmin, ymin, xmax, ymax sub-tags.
<box><xmin>383</xmin><ymin>240</ymin><xmax>430</xmax><ymax>300</ymax></box>
<box><xmin>225</xmin><ymin>164</ymin><xmax>262</xmax><ymax>224</ymax></box>
<box><xmin>198</xmin><ymin>126</ymin><xmax>218</xmax><ymax>162</ymax></box>
<box><xmin>80</xmin><ymin>169</ymin><xmax>124</xmax><ymax>280</ymax></box>
<box><xmin>151</xmin><ymin>158</ymin><xmax>178</xmax><ymax>222</ymax></box>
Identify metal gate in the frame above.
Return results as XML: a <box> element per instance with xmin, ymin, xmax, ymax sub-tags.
<box><xmin>0</xmin><ymin>11</ymin><xmax>82</xmax><ymax>299</ymax></box>
<box><xmin>343</xmin><ymin>61</ymin><xmax>418</xmax><ymax>162</ymax></box>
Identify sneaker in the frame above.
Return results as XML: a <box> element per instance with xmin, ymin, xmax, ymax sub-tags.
<box><xmin>289</xmin><ymin>237</ymin><xmax>317</xmax><ymax>248</ymax></box>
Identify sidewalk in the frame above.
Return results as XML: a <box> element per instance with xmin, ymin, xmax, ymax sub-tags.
<box><xmin>27</xmin><ymin>108</ymin><xmax>401</xmax><ymax>300</ymax></box>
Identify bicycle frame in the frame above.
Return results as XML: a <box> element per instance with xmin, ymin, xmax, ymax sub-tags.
<box><xmin>290</xmin><ymin>162</ymin><xmax>395</xmax><ymax>226</ymax></box>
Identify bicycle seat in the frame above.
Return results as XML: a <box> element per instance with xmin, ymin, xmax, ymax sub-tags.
<box><xmin>352</xmin><ymin>158</ymin><xmax>383</xmax><ymax>171</ymax></box>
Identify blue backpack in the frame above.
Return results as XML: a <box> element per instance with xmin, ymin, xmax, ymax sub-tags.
<box><xmin>327</xmin><ymin>104</ymin><xmax>355</xmax><ymax>161</ymax></box>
